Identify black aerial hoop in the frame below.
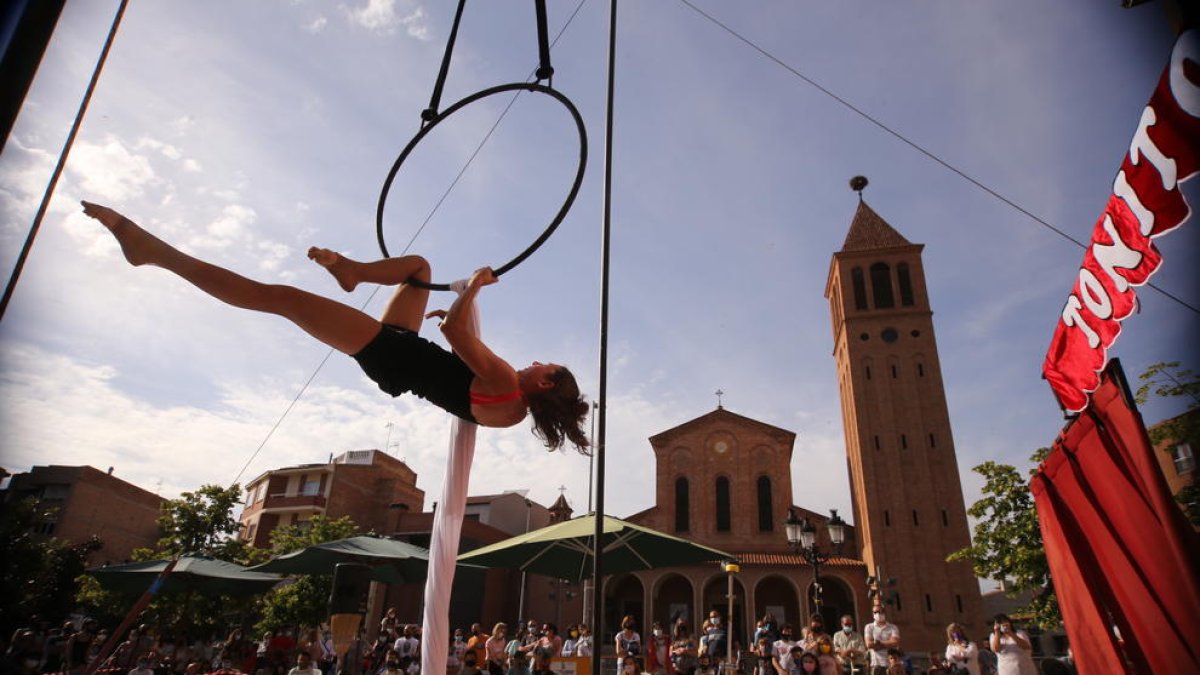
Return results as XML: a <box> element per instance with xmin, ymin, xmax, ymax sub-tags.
<box><xmin>376</xmin><ymin>0</ymin><xmax>587</xmax><ymax>291</ymax></box>
<box><xmin>376</xmin><ymin>82</ymin><xmax>587</xmax><ymax>291</ymax></box>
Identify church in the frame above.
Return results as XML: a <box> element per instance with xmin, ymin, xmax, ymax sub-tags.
<box><xmin>606</xmin><ymin>192</ymin><xmax>984</xmax><ymax>656</ymax></box>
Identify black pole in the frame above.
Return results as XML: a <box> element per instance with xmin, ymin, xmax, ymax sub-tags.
<box><xmin>0</xmin><ymin>0</ymin><xmax>129</xmax><ymax>323</ymax></box>
<box><xmin>592</xmin><ymin>3</ymin><xmax>617</xmax><ymax>675</ymax></box>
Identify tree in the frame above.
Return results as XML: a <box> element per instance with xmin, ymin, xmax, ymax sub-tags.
<box><xmin>0</xmin><ymin>497</ymin><xmax>103</xmax><ymax>638</ymax></box>
<box><xmin>145</xmin><ymin>484</ymin><xmax>252</xmax><ymax>562</ymax></box>
<box><xmin>948</xmin><ymin>449</ymin><xmax>1061</xmax><ymax>628</ymax></box>
<box><xmin>255</xmin><ymin>515</ymin><xmax>359</xmax><ymax>633</ymax></box>
<box><xmin>1135</xmin><ymin>361</ymin><xmax>1199</xmax><ymax>525</ymax></box>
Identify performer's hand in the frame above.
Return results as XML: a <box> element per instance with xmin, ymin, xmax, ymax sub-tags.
<box><xmin>425</xmin><ymin>309</ymin><xmax>447</xmax><ymax>322</ymax></box>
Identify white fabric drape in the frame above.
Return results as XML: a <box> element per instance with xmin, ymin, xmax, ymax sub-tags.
<box><xmin>420</xmin><ymin>279</ymin><xmax>479</xmax><ymax>675</ymax></box>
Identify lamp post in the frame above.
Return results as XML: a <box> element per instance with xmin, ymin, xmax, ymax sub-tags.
<box><xmin>784</xmin><ymin>508</ymin><xmax>846</xmax><ymax>620</ymax></box>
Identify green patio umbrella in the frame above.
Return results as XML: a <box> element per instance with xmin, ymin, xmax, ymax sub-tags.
<box><xmin>249</xmin><ymin>535</ymin><xmax>429</xmax><ymax>583</ymax></box>
<box><xmin>456</xmin><ymin>513</ymin><xmax>734</xmax><ymax>581</ymax></box>
<box><xmin>87</xmin><ymin>554</ymin><xmax>283</xmax><ymax>596</ymax></box>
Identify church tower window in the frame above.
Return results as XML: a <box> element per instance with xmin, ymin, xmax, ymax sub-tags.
<box><xmin>870</xmin><ymin>262</ymin><xmax>894</xmax><ymax>308</ymax></box>
<box><xmin>715</xmin><ymin>477</ymin><xmax>731</xmax><ymax>532</ymax></box>
<box><xmin>852</xmin><ymin>267</ymin><xmax>868</xmax><ymax>310</ymax></box>
<box><xmin>675</xmin><ymin>477</ymin><xmax>689</xmax><ymax>532</ymax></box>
<box><xmin>898</xmin><ymin>263</ymin><xmax>915</xmax><ymax>306</ymax></box>
<box><xmin>756</xmin><ymin>476</ymin><xmax>773</xmax><ymax>532</ymax></box>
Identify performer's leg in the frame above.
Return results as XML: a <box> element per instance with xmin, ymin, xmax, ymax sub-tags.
<box><xmin>83</xmin><ymin>202</ymin><xmax>380</xmax><ymax>355</ymax></box>
<box><xmin>307</xmin><ymin>247</ymin><xmax>431</xmax><ymax>333</ymax></box>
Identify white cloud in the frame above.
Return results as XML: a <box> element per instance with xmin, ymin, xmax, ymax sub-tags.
<box><xmin>67</xmin><ymin>136</ymin><xmax>160</xmax><ymax>202</ymax></box>
<box><xmin>343</xmin><ymin>0</ymin><xmax>429</xmax><ymax>39</ymax></box>
<box><xmin>304</xmin><ymin>16</ymin><xmax>328</xmax><ymax>34</ymax></box>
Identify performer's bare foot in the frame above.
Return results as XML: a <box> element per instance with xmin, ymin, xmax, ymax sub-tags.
<box><xmin>80</xmin><ymin>201</ymin><xmax>162</xmax><ymax>266</ymax></box>
<box><xmin>307</xmin><ymin>247</ymin><xmax>357</xmax><ymax>292</ymax></box>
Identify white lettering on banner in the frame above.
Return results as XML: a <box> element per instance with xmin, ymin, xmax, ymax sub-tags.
<box><xmin>1078</xmin><ymin>269</ymin><xmax>1113</xmax><ymax>320</ymax></box>
<box><xmin>1112</xmin><ymin>170</ymin><xmax>1155</xmax><ymax>236</ymax></box>
<box><xmin>1043</xmin><ymin>30</ymin><xmax>1200</xmax><ymax>412</ymax></box>
<box><xmin>1061</xmin><ymin>296</ymin><xmax>1101</xmax><ymax>349</ymax></box>
<box><xmin>1092</xmin><ymin>215</ymin><xmax>1143</xmax><ymax>294</ymax></box>
<box><xmin>1130</xmin><ymin>107</ymin><xmax>1177</xmax><ymax>189</ymax></box>
<box><xmin>1170</xmin><ymin>31</ymin><xmax>1200</xmax><ymax>116</ymax></box>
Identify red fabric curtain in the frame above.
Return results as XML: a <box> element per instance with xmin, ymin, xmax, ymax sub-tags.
<box><xmin>1031</xmin><ymin>362</ymin><xmax>1200</xmax><ymax>674</ymax></box>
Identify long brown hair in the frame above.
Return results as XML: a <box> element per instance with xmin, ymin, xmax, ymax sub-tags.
<box><xmin>526</xmin><ymin>366</ymin><xmax>590</xmax><ymax>454</ymax></box>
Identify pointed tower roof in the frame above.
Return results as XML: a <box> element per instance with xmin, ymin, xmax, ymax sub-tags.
<box><xmin>548</xmin><ymin>492</ymin><xmax>573</xmax><ymax>523</ymax></box>
<box><xmin>840</xmin><ymin>200</ymin><xmax>912</xmax><ymax>252</ymax></box>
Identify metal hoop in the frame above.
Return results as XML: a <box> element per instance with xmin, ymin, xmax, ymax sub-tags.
<box><xmin>376</xmin><ymin>82</ymin><xmax>588</xmax><ymax>291</ymax></box>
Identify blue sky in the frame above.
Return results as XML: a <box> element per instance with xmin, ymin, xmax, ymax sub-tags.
<box><xmin>1</xmin><ymin>1</ymin><xmax>1196</xmax><ymax>559</ymax></box>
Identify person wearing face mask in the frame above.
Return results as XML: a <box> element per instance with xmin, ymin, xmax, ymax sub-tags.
<box><xmin>862</xmin><ymin>608</ymin><xmax>899</xmax><ymax>675</ymax></box>
<box><xmin>484</xmin><ymin>624</ymin><xmax>508</xmax><ymax>675</ymax></box>
<box><xmin>814</xmin><ymin>637</ymin><xmax>838</xmax><ymax>675</ymax></box>
<box><xmin>669</xmin><ymin>622</ymin><xmax>697</xmax><ymax>675</ymax></box>
<box><xmin>942</xmin><ymin>623</ymin><xmax>977</xmax><ymax>675</ymax></box>
<box><xmin>561</xmin><ymin>625</ymin><xmax>579</xmax><ymax>657</ymax></box>
<box><xmin>448</xmin><ymin>629</ymin><xmax>466</xmax><ymax>673</ymax></box>
<box><xmin>615</xmin><ymin>616</ymin><xmax>642</xmax><ymax>675</ymax></box>
<box><xmin>770</xmin><ymin>624</ymin><xmax>796</xmax><ymax>675</ymax></box>
<box><xmin>646</xmin><ymin>622</ymin><xmax>673</xmax><ymax>675</ymax></box>
<box><xmin>573</xmin><ymin>626</ymin><xmax>593</xmax><ymax>658</ymax></box>
<box><xmin>831</xmin><ymin>616</ymin><xmax>864</xmax><ymax>675</ymax></box>
<box><xmin>698</xmin><ymin>612</ymin><xmax>726</xmax><ymax>665</ymax></box>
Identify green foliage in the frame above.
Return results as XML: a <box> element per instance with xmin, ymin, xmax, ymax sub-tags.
<box><xmin>254</xmin><ymin>515</ymin><xmax>360</xmax><ymax>634</ymax></box>
<box><xmin>255</xmin><ymin>575</ymin><xmax>332</xmax><ymax>634</ymax></box>
<box><xmin>269</xmin><ymin>515</ymin><xmax>359</xmax><ymax>555</ymax></box>
<box><xmin>0</xmin><ymin>497</ymin><xmax>103</xmax><ymax>638</ymax></box>
<box><xmin>152</xmin><ymin>484</ymin><xmax>251</xmax><ymax>562</ymax></box>
<box><xmin>948</xmin><ymin>450</ymin><xmax>1060</xmax><ymax>629</ymax></box>
<box><xmin>1135</xmin><ymin>361</ymin><xmax>1199</xmax><ymax>525</ymax></box>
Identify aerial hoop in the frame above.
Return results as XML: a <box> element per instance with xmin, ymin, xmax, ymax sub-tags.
<box><xmin>376</xmin><ymin>82</ymin><xmax>588</xmax><ymax>291</ymax></box>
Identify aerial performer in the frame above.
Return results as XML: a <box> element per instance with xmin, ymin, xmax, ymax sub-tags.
<box><xmin>80</xmin><ymin>201</ymin><xmax>591</xmax><ymax>453</ymax></box>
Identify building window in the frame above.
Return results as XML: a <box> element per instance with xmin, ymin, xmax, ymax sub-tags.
<box><xmin>942</xmin><ymin>509</ymin><xmax>949</xmax><ymax>527</ymax></box>
<box><xmin>757</xmin><ymin>476</ymin><xmax>774</xmax><ymax>532</ymax></box>
<box><xmin>866</xmin><ymin>366</ymin><xmax>872</xmax><ymax>380</ymax></box>
<box><xmin>301</xmin><ymin>478</ymin><xmax>321</xmax><ymax>496</ymax></box>
<box><xmin>870</xmin><ymin>262</ymin><xmax>894</xmax><ymax>309</ymax></box>
<box><xmin>901</xmin><ymin>434</ymin><xmax>908</xmax><ymax>449</ymax></box>
<box><xmin>891</xmin><ymin>365</ymin><xmax>898</xmax><ymax>378</ymax></box>
<box><xmin>1172</xmin><ymin>443</ymin><xmax>1195</xmax><ymax>475</ymax></box>
<box><xmin>893</xmin><ymin>593</ymin><xmax>903</xmax><ymax>611</ymax></box>
<box><xmin>675</xmin><ymin>478</ymin><xmax>690</xmax><ymax>532</ymax></box>
<box><xmin>956</xmin><ymin>594</ymin><xmax>963</xmax><ymax>613</ymax></box>
<box><xmin>898</xmin><ymin>263</ymin><xmax>914</xmax><ymax>306</ymax></box>
<box><xmin>851</xmin><ymin>268</ymin><xmax>868</xmax><ymax>310</ymax></box>
<box><xmin>884</xmin><ymin>510</ymin><xmax>891</xmax><ymax>527</ymax></box>
<box><xmin>917</xmin><ymin>363</ymin><xmax>925</xmax><ymax>377</ymax></box>
<box><xmin>912</xmin><ymin>510</ymin><xmax>919</xmax><ymax>526</ymax></box>
<box><xmin>929</xmin><ymin>433</ymin><xmax>936</xmax><ymax>448</ymax></box>
<box><xmin>874</xmin><ymin>435</ymin><xmax>880</xmax><ymax>450</ymax></box>
<box><xmin>925</xmin><ymin>594</ymin><xmax>933</xmax><ymax>612</ymax></box>
<box><xmin>716</xmin><ymin>477</ymin><xmax>731</xmax><ymax>532</ymax></box>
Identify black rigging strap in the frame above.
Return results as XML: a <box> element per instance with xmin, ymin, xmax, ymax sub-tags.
<box><xmin>422</xmin><ymin>0</ymin><xmax>555</xmax><ymax>124</ymax></box>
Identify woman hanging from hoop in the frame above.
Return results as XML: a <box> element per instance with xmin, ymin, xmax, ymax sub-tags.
<box><xmin>81</xmin><ymin>201</ymin><xmax>590</xmax><ymax>453</ymax></box>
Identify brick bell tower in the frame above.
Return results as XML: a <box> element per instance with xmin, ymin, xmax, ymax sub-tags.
<box><xmin>823</xmin><ymin>178</ymin><xmax>983</xmax><ymax>653</ymax></box>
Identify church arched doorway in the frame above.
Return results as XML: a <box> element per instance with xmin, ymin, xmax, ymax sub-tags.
<box><xmin>808</xmin><ymin>575</ymin><xmax>856</xmax><ymax>632</ymax></box>
<box><xmin>605</xmin><ymin>574</ymin><xmax>646</xmax><ymax>643</ymax></box>
<box><xmin>654</xmin><ymin>573</ymin><xmax>695</xmax><ymax>631</ymax></box>
<box><xmin>702</xmin><ymin>573</ymin><xmax>747</xmax><ymax>651</ymax></box>
<box><xmin>754</xmin><ymin>574</ymin><xmax>801</xmax><ymax>630</ymax></box>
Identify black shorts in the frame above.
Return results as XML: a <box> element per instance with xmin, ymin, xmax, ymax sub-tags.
<box><xmin>352</xmin><ymin>325</ymin><xmax>477</xmax><ymax>422</ymax></box>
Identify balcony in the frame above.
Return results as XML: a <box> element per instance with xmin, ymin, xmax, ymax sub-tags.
<box><xmin>261</xmin><ymin>493</ymin><xmax>327</xmax><ymax>511</ymax></box>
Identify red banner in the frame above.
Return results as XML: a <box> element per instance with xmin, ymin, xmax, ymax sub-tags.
<box><xmin>1043</xmin><ymin>30</ymin><xmax>1200</xmax><ymax>412</ymax></box>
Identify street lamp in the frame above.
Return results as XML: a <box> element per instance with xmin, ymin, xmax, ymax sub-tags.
<box><xmin>784</xmin><ymin>508</ymin><xmax>847</xmax><ymax>613</ymax></box>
